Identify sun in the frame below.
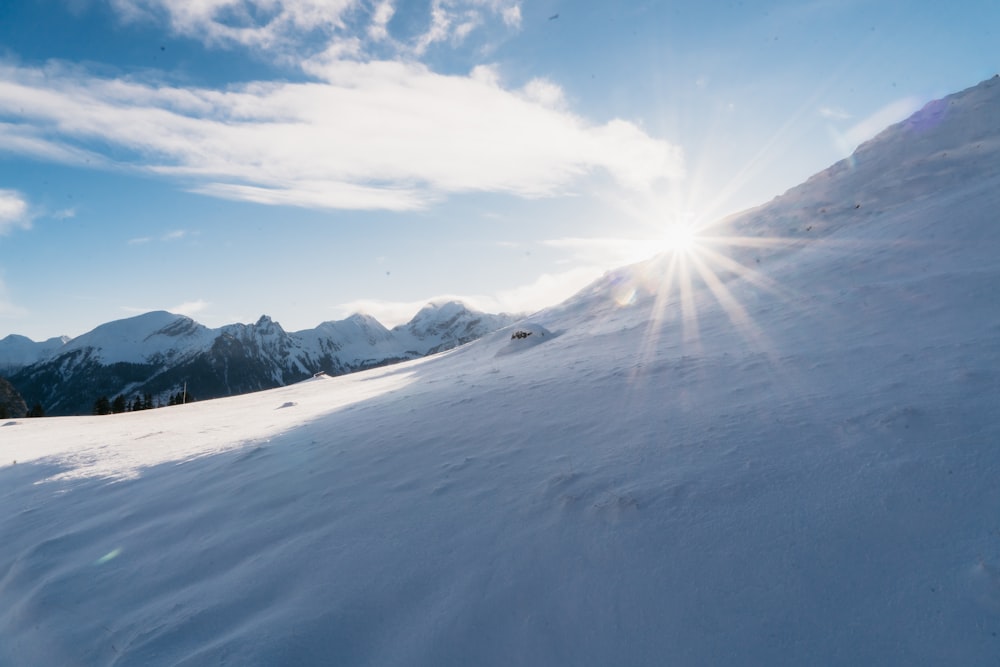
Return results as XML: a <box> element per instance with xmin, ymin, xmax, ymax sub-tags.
<box><xmin>659</xmin><ymin>222</ymin><xmax>700</xmax><ymax>254</ymax></box>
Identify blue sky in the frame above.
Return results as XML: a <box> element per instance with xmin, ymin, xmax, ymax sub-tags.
<box><xmin>0</xmin><ymin>0</ymin><xmax>997</xmax><ymax>340</ymax></box>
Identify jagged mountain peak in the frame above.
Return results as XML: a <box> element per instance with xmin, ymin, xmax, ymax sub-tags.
<box><xmin>406</xmin><ymin>300</ymin><xmax>479</xmax><ymax>332</ymax></box>
<box><xmin>395</xmin><ymin>300</ymin><xmax>518</xmax><ymax>354</ymax></box>
<box><xmin>7</xmin><ymin>304</ymin><xmax>515</xmax><ymax>415</ymax></box>
<box><xmin>343</xmin><ymin>312</ymin><xmax>385</xmax><ymax>327</ymax></box>
<box><xmin>413</xmin><ymin>299</ymin><xmax>469</xmax><ymax>315</ymax></box>
<box><xmin>311</xmin><ymin>312</ymin><xmax>390</xmax><ymax>334</ymax></box>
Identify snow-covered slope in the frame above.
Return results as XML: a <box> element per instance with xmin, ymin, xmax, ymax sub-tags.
<box><xmin>2</xmin><ymin>77</ymin><xmax>999</xmax><ymax>665</ymax></box>
<box><xmin>6</xmin><ymin>302</ymin><xmax>517</xmax><ymax>415</ymax></box>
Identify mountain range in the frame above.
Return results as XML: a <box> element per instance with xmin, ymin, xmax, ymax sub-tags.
<box><xmin>1</xmin><ymin>301</ymin><xmax>517</xmax><ymax>415</ymax></box>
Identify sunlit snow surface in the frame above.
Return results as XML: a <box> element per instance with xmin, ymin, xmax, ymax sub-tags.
<box><xmin>3</xmin><ymin>78</ymin><xmax>1000</xmax><ymax>665</ymax></box>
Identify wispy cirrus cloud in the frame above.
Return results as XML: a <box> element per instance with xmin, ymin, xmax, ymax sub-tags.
<box><xmin>107</xmin><ymin>0</ymin><xmax>522</xmax><ymax>59</ymax></box>
<box><xmin>819</xmin><ymin>106</ymin><xmax>851</xmax><ymax>121</ymax></box>
<box><xmin>128</xmin><ymin>229</ymin><xmax>194</xmax><ymax>245</ymax></box>
<box><xmin>843</xmin><ymin>96</ymin><xmax>923</xmax><ymax>148</ymax></box>
<box><xmin>170</xmin><ymin>299</ymin><xmax>211</xmax><ymax>317</ymax></box>
<box><xmin>109</xmin><ymin>0</ymin><xmax>357</xmax><ymax>51</ymax></box>
<box><xmin>0</xmin><ymin>57</ymin><xmax>683</xmax><ymax>212</ymax></box>
<box><xmin>122</xmin><ymin>299</ymin><xmax>210</xmax><ymax>318</ymax></box>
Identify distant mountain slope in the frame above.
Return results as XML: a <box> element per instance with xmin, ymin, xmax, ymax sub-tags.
<box><xmin>7</xmin><ymin>301</ymin><xmax>517</xmax><ymax>415</ymax></box>
<box><xmin>0</xmin><ymin>334</ymin><xmax>70</xmax><ymax>373</ymax></box>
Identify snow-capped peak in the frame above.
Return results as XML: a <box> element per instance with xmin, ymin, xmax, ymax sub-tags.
<box><xmin>394</xmin><ymin>300</ymin><xmax>518</xmax><ymax>354</ymax></box>
<box><xmin>62</xmin><ymin>311</ymin><xmax>216</xmax><ymax>365</ymax></box>
<box><xmin>0</xmin><ymin>334</ymin><xmax>69</xmax><ymax>371</ymax></box>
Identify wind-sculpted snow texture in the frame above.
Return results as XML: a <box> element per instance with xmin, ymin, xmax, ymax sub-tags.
<box><xmin>4</xmin><ymin>301</ymin><xmax>516</xmax><ymax>415</ymax></box>
<box><xmin>2</xmin><ymin>76</ymin><xmax>1000</xmax><ymax>665</ymax></box>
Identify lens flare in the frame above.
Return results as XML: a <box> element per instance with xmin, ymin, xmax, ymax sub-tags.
<box><xmin>660</xmin><ymin>223</ymin><xmax>699</xmax><ymax>254</ymax></box>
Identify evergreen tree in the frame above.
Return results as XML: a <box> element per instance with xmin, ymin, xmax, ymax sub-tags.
<box><xmin>131</xmin><ymin>396</ymin><xmax>143</xmax><ymax>412</ymax></box>
<box><xmin>93</xmin><ymin>396</ymin><xmax>111</xmax><ymax>415</ymax></box>
<box><xmin>112</xmin><ymin>394</ymin><xmax>127</xmax><ymax>414</ymax></box>
<box><xmin>143</xmin><ymin>393</ymin><xmax>153</xmax><ymax>410</ymax></box>
<box><xmin>28</xmin><ymin>403</ymin><xmax>45</xmax><ymax>418</ymax></box>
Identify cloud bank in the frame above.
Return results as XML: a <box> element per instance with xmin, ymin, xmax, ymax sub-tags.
<box><xmin>0</xmin><ymin>0</ymin><xmax>683</xmax><ymax>212</ymax></box>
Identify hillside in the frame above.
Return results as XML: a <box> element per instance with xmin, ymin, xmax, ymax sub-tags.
<box><xmin>2</xmin><ymin>77</ymin><xmax>999</xmax><ymax>665</ymax></box>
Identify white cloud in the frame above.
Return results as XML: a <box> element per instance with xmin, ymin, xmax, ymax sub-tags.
<box><xmin>409</xmin><ymin>0</ymin><xmax>521</xmax><ymax>55</ymax></box>
<box><xmin>368</xmin><ymin>0</ymin><xmax>395</xmax><ymax>41</ymax></box>
<box><xmin>121</xmin><ymin>299</ymin><xmax>210</xmax><ymax>318</ymax></box>
<box><xmin>194</xmin><ymin>181</ymin><xmax>428</xmax><ymax>211</ymax></box>
<box><xmin>0</xmin><ymin>189</ymin><xmax>32</xmax><ymax>235</ymax></box>
<box><xmin>103</xmin><ymin>0</ymin><xmax>523</xmax><ymax>62</ymax></box>
<box><xmin>520</xmin><ymin>77</ymin><xmax>566</xmax><ymax>110</ymax></box>
<box><xmin>500</xmin><ymin>3</ymin><xmax>521</xmax><ymax>28</ymax></box>
<box><xmin>337</xmin><ymin>264</ymin><xmax>611</xmax><ymax>327</ymax></box>
<box><xmin>109</xmin><ymin>0</ymin><xmax>357</xmax><ymax>51</ymax></box>
<box><xmin>413</xmin><ymin>1</ymin><xmax>454</xmax><ymax>54</ymax></box>
<box><xmin>490</xmin><ymin>266</ymin><xmax>606</xmax><ymax>314</ymax></box>
<box><xmin>819</xmin><ymin>106</ymin><xmax>851</xmax><ymax>121</ymax></box>
<box><xmin>843</xmin><ymin>96</ymin><xmax>922</xmax><ymax>148</ymax></box>
<box><xmin>127</xmin><ymin>229</ymin><xmax>194</xmax><ymax>244</ymax></box>
<box><xmin>0</xmin><ymin>59</ymin><xmax>683</xmax><ymax>211</ymax></box>
<box><xmin>170</xmin><ymin>299</ymin><xmax>211</xmax><ymax>317</ymax></box>
<box><xmin>0</xmin><ymin>122</ymin><xmax>105</xmax><ymax>166</ymax></box>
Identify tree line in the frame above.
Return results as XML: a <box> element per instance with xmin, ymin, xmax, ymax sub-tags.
<box><xmin>0</xmin><ymin>402</ymin><xmax>44</xmax><ymax>419</ymax></box>
<box><xmin>92</xmin><ymin>390</ymin><xmax>194</xmax><ymax>416</ymax></box>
